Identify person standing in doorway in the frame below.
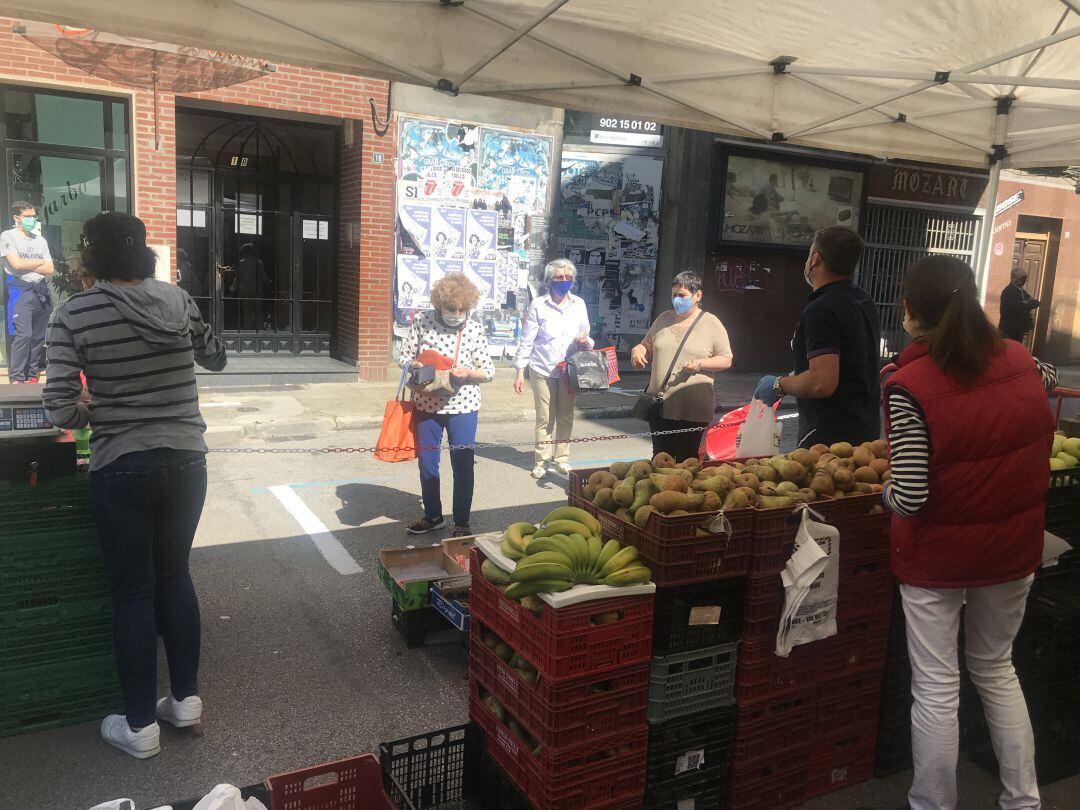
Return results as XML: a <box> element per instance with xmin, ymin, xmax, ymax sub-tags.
<box><xmin>753</xmin><ymin>227</ymin><xmax>881</xmax><ymax>448</ymax></box>
<box><xmin>883</xmin><ymin>255</ymin><xmax>1055</xmax><ymax>810</ymax></box>
<box><xmin>235</xmin><ymin>243</ymin><xmax>267</xmax><ymax>331</ymax></box>
<box><xmin>514</xmin><ymin>258</ymin><xmax>593</xmax><ymax>479</ymax></box>
<box><xmin>3</xmin><ymin>201</ymin><xmax>54</xmax><ymax>383</ymax></box>
<box><xmin>998</xmin><ymin>266</ymin><xmax>1040</xmax><ymax>344</ymax></box>
<box><xmin>631</xmin><ymin>271</ymin><xmax>734</xmax><ymax>462</ymax></box>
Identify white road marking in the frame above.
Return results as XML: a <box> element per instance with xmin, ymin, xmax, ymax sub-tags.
<box><xmin>268</xmin><ymin>485</ymin><xmax>363</xmax><ymax>575</ymax></box>
<box><xmin>359</xmin><ymin>516</ymin><xmax>399</xmax><ymax>528</ymax></box>
<box><xmin>200</xmin><ymin>401</ymin><xmax>242</xmax><ymax>408</ymax></box>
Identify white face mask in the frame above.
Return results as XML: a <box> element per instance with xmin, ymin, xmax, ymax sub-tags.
<box><xmin>441</xmin><ymin>310</ymin><xmax>466</xmax><ymax>328</ymax></box>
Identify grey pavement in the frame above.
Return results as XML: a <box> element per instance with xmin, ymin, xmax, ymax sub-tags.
<box><xmin>196</xmin><ymin>369</ymin><xmax>792</xmax><ymax>446</ymax></box>
<box><xmin>2</xmin><ymin>416</ymin><xmax>1078</xmax><ymax>809</ymax></box>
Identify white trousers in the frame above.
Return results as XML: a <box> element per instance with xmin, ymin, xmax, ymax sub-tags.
<box><xmin>900</xmin><ymin>575</ymin><xmax>1040</xmax><ymax>810</ymax></box>
<box><xmin>530</xmin><ymin>372</ymin><xmax>576</xmax><ymax>465</ymax></box>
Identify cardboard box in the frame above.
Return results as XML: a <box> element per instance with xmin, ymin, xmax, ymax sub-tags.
<box><xmin>378</xmin><ymin>544</ymin><xmax>469</xmax><ymax>593</ymax></box>
<box><xmin>430</xmin><ymin>584</ymin><xmax>470</xmax><ymax>632</ymax></box>
<box><xmin>442</xmin><ymin>535</ymin><xmax>478</xmax><ymax>573</ymax></box>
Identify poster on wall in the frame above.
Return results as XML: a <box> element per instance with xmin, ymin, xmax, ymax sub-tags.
<box><xmin>721</xmin><ymin>153</ymin><xmax>864</xmax><ymax>247</ymax></box>
<box><xmin>557</xmin><ymin>151</ymin><xmax>663</xmax><ymax>343</ymax></box>
<box><xmin>395</xmin><ymin>116</ymin><xmax>554</xmax><ymax>355</ymax></box>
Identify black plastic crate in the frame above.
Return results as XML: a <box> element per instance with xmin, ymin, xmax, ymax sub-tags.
<box><xmin>644</xmin><ymin>765</ymin><xmax>726</xmax><ymax>810</ymax></box>
<box><xmin>647</xmin><ymin>705</ymin><xmax>736</xmax><ymax>788</ymax></box>
<box><xmin>1045</xmin><ymin>468</ymin><xmax>1080</xmax><ymax>544</ymax></box>
<box><xmin>379</xmin><ymin>723</ymin><xmax>531</xmax><ymax>810</ymax></box>
<box><xmin>652</xmin><ymin>579</ymin><xmax>744</xmax><ymax>656</ymax></box>
<box><xmin>390</xmin><ymin>599</ymin><xmax>465</xmax><ymax>649</ymax></box>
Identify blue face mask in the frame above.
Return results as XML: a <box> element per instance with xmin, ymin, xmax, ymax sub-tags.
<box><xmin>550</xmin><ymin>279</ymin><xmax>574</xmax><ymax>296</ymax></box>
<box><xmin>672</xmin><ymin>295</ymin><xmax>695</xmax><ymax>315</ymax></box>
<box><xmin>19</xmin><ymin>216</ymin><xmax>37</xmax><ymax>233</ymax></box>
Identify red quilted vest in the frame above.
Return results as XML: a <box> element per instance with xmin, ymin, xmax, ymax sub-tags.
<box><xmin>884</xmin><ymin>339</ymin><xmax>1054</xmax><ymax>588</ymax></box>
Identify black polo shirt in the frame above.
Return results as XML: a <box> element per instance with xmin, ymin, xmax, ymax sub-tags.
<box><xmin>791</xmin><ymin>279</ymin><xmax>881</xmax><ymax>448</ymax></box>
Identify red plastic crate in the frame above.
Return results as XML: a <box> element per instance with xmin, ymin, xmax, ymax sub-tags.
<box><xmin>727</xmin><ymin>746</ymin><xmax>808</xmax><ymax>810</ymax></box>
<box><xmin>802</xmin><ymin>722</ymin><xmax>878</xmax><ymax>800</ymax></box>
<box><xmin>733</xmin><ymin>689</ymin><xmax>815</xmax><ymax>762</ymax></box>
<box><xmin>469</xmin><ymin>687</ymin><xmax>648</xmax><ymax>810</ymax></box>
<box><xmin>470</xmin><ymin>618</ymin><xmax>648</xmax><ymax>750</ymax></box>
<box><xmin>813</xmin><ymin>671</ymin><xmax>883</xmax><ymax>737</ymax></box>
<box><xmin>736</xmin><ymin>613</ymin><xmax>889</xmax><ymax>705</ymax></box>
<box><xmin>469</xmin><ymin>549</ymin><xmax>653</xmax><ymax>681</ymax></box>
<box><xmin>268</xmin><ymin>753</ymin><xmax>392</xmax><ymax>810</ymax></box>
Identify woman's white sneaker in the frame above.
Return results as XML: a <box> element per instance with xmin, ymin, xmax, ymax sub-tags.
<box><xmin>100</xmin><ymin>715</ymin><xmax>161</xmax><ymax>759</ymax></box>
<box><xmin>156</xmin><ymin>693</ymin><xmax>203</xmax><ymax>728</ymax></box>
<box><xmin>531</xmin><ymin>464</ymin><xmax>547</xmax><ymax>479</ymax></box>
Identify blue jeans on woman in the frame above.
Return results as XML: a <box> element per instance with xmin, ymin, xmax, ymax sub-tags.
<box><xmin>416</xmin><ymin>409</ymin><xmax>478</xmax><ymax>526</ymax></box>
<box><xmin>89</xmin><ymin>448</ymin><xmax>207</xmax><ymax>728</ymax></box>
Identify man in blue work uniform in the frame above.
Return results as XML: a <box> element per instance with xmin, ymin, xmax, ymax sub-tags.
<box><xmin>753</xmin><ymin>226</ymin><xmax>881</xmax><ymax>448</ymax></box>
<box><xmin>3</xmin><ymin>201</ymin><xmax>54</xmax><ymax>383</ymax></box>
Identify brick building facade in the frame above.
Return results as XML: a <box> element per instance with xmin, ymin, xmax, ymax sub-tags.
<box><xmin>0</xmin><ymin>19</ymin><xmax>397</xmax><ymax>380</ymax></box>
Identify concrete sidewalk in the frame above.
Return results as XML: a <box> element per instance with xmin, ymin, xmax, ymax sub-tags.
<box><xmin>197</xmin><ymin>369</ymin><xmax>785</xmax><ymax>444</ymax></box>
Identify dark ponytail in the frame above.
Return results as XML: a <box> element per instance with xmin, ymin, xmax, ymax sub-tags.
<box><xmin>902</xmin><ymin>255</ymin><xmax>1003</xmax><ymax>382</ymax></box>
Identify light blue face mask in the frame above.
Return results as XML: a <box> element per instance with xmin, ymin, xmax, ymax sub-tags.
<box><xmin>672</xmin><ymin>295</ymin><xmax>695</xmax><ymax>315</ymax></box>
<box><xmin>19</xmin><ymin>216</ymin><xmax>37</xmax><ymax>233</ymax></box>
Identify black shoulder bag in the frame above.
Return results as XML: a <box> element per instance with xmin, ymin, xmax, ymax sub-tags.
<box><xmin>632</xmin><ymin>311</ymin><xmax>705</xmax><ymax>422</ymax></box>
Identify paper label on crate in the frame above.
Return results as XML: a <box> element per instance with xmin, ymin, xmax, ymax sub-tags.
<box><xmin>497</xmin><ymin>725</ymin><xmax>519</xmax><ymax>757</ymax></box>
<box><xmin>498</xmin><ymin>595</ymin><xmax>521</xmax><ymax>624</ymax></box>
<box><xmin>677</xmin><ymin>799</ymin><xmax>696</xmax><ymax>810</ymax></box>
<box><xmin>496</xmin><ymin>661</ymin><xmax>520</xmax><ymax>696</ymax></box>
<box><xmin>675</xmin><ymin>749</ymin><xmax>705</xmax><ymax>775</ymax></box>
<box><xmin>688</xmin><ymin>606</ymin><xmax>721</xmax><ymax>626</ymax></box>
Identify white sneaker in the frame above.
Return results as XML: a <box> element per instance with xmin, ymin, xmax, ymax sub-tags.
<box><xmin>531</xmin><ymin>464</ymin><xmax>546</xmax><ymax>479</ymax></box>
<box><xmin>156</xmin><ymin>693</ymin><xmax>203</xmax><ymax>728</ymax></box>
<box><xmin>555</xmin><ymin>462</ymin><xmax>573</xmax><ymax>475</ymax></box>
<box><xmin>100</xmin><ymin>715</ymin><xmax>161</xmax><ymax>759</ymax></box>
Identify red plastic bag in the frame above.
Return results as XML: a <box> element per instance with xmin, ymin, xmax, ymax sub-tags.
<box><xmin>700</xmin><ymin>404</ymin><xmax>751</xmax><ymax>461</ymax></box>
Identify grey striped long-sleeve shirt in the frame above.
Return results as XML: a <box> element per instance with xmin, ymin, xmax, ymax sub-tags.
<box><xmin>44</xmin><ymin>279</ymin><xmax>226</xmax><ymax>471</ymax></box>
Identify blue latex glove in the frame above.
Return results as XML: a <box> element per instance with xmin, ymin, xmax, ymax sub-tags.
<box><xmin>754</xmin><ymin>375</ymin><xmax>782</xmax><ymax>406</ymax></box>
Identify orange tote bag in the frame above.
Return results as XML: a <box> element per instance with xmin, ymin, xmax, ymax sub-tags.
<box><xmin>375</xmin><ymin>366</ymin><xmax>417</xmax><ymax>462</ymax></box>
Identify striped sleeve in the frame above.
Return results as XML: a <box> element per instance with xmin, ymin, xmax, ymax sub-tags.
<box><xmin>43</xmin><ymin>315</ymin><xmax>90</xmax><ymax>429</ymax></box>
<box><xmin>1035</xmin><ymin>358</ymin><xmax>1058</xmax><ymax>391</ymax></box>
<box><xmin>884</xmin><ymin>386</ymin><xmax>930</xmax><ymax>518</ymax></box>
<box><xmin>188</xmin><ymin>296</ymin><xmax>226</xmax><ymax>371</ymax></box>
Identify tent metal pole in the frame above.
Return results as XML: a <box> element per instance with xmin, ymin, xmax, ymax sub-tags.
<box><xmin>471</xmin><ymin>78</ymin><xmax>627</xmax><ymax>94</ymax></box>
<box><xmin>976</xmin><ymin>159</ymin><xmax>1002</xmax><ymax>305</ymax></box>
<box><xmin>1063</xmin><ymin>0</ymin><xmax>1080</xmax><ymax>14</ymax></box>
<box><xmin>639</xmin><ymin>78</ymin><xmax>772</xmax><ymax>138</ymax></box>
<box><xmin>1005</xmin><ymin>130</ymin><xmax>1080</xmax><ymax>158</ymax></box>
<box><xmin>953</xmin><ymin>74</ymin><xmax>1080</xmax><ymax>90</ymax></box>
<box><xmin>456</xmin><ymin>0</ymin><xmax>571</xmax><ymax>90</ymax></box>
<box><xmin>786</xmin><ymin>81</ymin><xmax>937</xmax><ymax>138</ymax></box>
<box><xmin>222</xmin><ymin>0</ymin><xmax>437</xmax><ymax>84</ymax></box>
<box><xmin>958</xmin><ymin>24</ymin><xmax>1080</xmax><ymax>72</ymax></box>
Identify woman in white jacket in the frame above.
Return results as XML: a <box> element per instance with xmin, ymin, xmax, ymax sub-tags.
<box><xmin>514</xmin><ymin>259</ymin><xmax>593</xmax><ymax>478</ymax></box>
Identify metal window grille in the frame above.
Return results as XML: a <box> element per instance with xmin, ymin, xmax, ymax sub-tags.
<box><xmin>859</xmin><ymin>204</ymin><xmax>980</xmax><ymax>359</ymax></box>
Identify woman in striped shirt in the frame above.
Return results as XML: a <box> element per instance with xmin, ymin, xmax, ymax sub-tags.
<box><xmin>882</xmin><ymin>255</ymin><xmax>1056</xmax><ymax>810</ymax></box>
<box><xmin>45</xmin><ymin>212</ymin><xmax>226</xmax><ymax>759</ymax></box>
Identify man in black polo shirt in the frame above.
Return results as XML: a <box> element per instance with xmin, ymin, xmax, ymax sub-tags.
<box><xmin>754</xmin><ymin>226</ymin><xmax>881</xmax><ymax>448</ymax></box>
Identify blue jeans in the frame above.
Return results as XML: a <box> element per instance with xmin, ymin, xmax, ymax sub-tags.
<box><xmin>89</xmin><ymin>448</ymin><xmax>207</xmax><ymax>727</ymax></box>
<box><xmin>416</xmin><ymin>410</ymin><xmax>477</xmax><ymax>526</ymax></box>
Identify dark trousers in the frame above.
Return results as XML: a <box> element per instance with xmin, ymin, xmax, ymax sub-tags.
<box><xmin>6</xmin><ymin>280</ymin><xmax>51</xmax><ymax>381</ymax></box>
<box><xmin>648</xmin><ymin>413</ymin><xmax>707</xmax><ymax>463</ymax></box>
<box><xmin>416</xmin><ymin>410</ymin><xmax>477</xmax><ymax>526</ymax></box>
<box><xmin>89</xmin><ymin>448</ymin><xmax>207</xmax><ymax>727</ymax></box>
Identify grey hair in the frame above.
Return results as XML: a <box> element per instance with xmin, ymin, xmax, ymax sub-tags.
<box><xmin>543</xmin><ymin>258</ymin><xmax>577</xmax><ymax>283</ymax></box>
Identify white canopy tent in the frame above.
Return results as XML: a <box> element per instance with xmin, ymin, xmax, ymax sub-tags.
<box><xmin>7</xmin><ymin>0</ymin><xmax>1080</xmax><ymax>274</ymax></box>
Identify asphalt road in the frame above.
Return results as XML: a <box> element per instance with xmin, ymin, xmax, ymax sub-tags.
<box><xmin>2</xmin><ymin>416</ymin><xmax>1077</xmax><ymax>809</ymax></box>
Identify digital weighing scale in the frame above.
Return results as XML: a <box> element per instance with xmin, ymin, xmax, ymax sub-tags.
<box><xmin>0</xmin><ymin>384</ymin><xmax>76</xmax><ymax>479</ymax></box>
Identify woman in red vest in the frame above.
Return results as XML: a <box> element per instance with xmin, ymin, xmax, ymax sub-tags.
<box><xmin>883</xmin><ymin>255</ymin><xmax>1056</xmax><ymax>810</ymax></box>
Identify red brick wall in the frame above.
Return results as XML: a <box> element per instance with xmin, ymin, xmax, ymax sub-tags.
<box><xmin>0</xmin><ymin>20</ymin><xmax>397</xmax><ymax>378</ymax></box>
<box><xmin>981</xmin><ymin>177</ymin><xmax>1080</xmax><ymax>364</ymax></box>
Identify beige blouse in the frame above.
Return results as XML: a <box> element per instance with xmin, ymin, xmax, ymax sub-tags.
<box><xmin>642</xmin><ymin>309</ymin><xmax>733</xmax><ymax>423</ymax></box>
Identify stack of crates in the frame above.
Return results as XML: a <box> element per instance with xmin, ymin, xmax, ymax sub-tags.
<box><xmin>0</xmin><ymin>474</ymin><xmax>120</xmax><ymax>737</ymax></box>
<box><xmin>467</xmin><ymin>545</ymin><xmax>653</xmax><ymax>810</ymax></box>
<box><xmin>569</xmin><ymin>467</ymin><xmax>751</xmax><ymax>809</ymax></box>
<box><xmin>728</xmin><ymin>495</ymin><xmax>893</xmax><ymax>809</ymax></box>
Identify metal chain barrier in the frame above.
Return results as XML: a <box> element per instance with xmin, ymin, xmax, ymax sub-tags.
<box><xmin>208</xmin><ymin>424</ymin><xmax>727</xmax><ymax>456</ymax></box>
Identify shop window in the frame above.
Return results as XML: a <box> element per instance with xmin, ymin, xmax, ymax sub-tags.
<box><xmin>113</xmin><ymin>158</ymin><xmax>128</xmax><ymax>212</ymax></box>
<box><xmin>5</xmin><ymin>91</ymin><xmax>106</xmax><ymax>149</ymax></box>
<box><xmin>110</xmin><ymin>102</ymin><xmax>127</xmax><ymax>151</ymax></box>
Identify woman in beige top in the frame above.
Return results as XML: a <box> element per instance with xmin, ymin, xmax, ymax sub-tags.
<box><xmin>631</xmin><ymin>271</ymin><xmax>734</xmax><ymax>461</ymax></box>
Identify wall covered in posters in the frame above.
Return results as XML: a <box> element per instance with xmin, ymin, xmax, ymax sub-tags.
<box><xmin>394</xmin><ymin>117</ymin><xmax>553</xmax><ymax>356</ymax></box>
<box><xmin>557</xmin><ymin>151</ymin><xmax>663</xmax><ymax>350</ymax></box>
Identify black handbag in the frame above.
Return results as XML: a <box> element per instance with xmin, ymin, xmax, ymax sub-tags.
<box><xmin>566</xmin><ymin>349</ymin><xmax>610</xmax><ymax>392</ymax></box>
<box><xmin>632</xmin><ymin>311</ymin><xmax>705</xmax><ymax>422</ymax></box>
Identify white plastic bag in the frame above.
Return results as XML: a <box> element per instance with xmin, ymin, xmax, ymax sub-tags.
<box><xmin>775</xmin><ymin>504</ymin><xmax>840</xmax><ymax>657</ymax></box>
<box><xmin>734</xmin><ymin>399</ymin><xmax>781</xmax><ymax>459</ymax></box>
<box><xmin>192</xmin><ymin>785</ymin><xmax>267</xmax><ymax>810</ymax></box>
<box><xmin>88</xmin><ymin>802</ymin><xmax>135</xmax><ymax>810</ymax></box>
